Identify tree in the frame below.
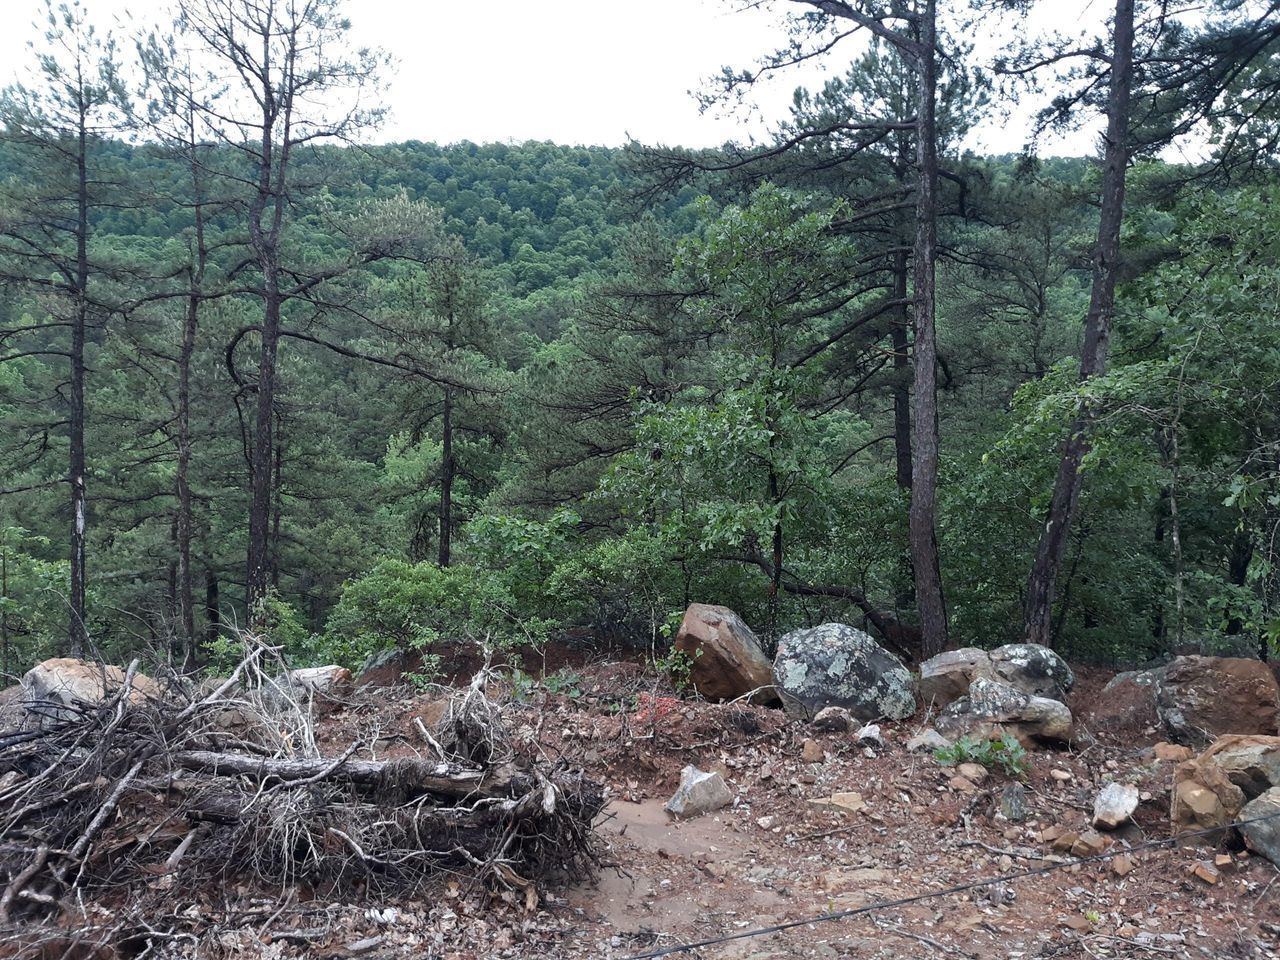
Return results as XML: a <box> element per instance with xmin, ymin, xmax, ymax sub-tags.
<box><xmin>178</xmin><ymin>0</ymin><xmax>402</xmax><ymax>618</ymax></box>
<box><xmin>0</xmin><ymin>0</ymin><xmax>128</xmax><ymax>654</ymax></box>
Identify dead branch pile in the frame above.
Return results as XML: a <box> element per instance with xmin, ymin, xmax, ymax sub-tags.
<box><xmin>0</xmin><ymin>648</ymin><xmax>605</xmax><ymax>927</ymax></box>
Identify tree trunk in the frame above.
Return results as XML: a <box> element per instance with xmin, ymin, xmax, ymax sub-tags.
<box><xmin>174</xmin><ymin>192</ymin><xmax>204</xmax><ymax>657</ymax></box>
<box><xmin>1023</xmin><ymin>0</ymin><xmax>1135</xmax><ymax>648</ymax></box>
<box><xmin>246</xmin><ymin>287</ymin><xmax>280</xmax><ymax>616</ymax></box>
<box><xmin>438</xmin><ymin>388</ymin><xmax>453</xmax><ymax>567</ymax></box>
<box><xmin>68</xmin><ymin>108</ymin><xmax>90</xmax><ymax>657</ymax></box>
<box><xmin>204</xmin><ymin>570</ymin><xmax>220</xmax><ymax>644</ymax></box>
<box><xmin>892</xmin><ymin>249</ymin><xmax>913</xmax><ymax>492</ymax></box>
<box><xmin>908</xmin><ymin>0</ymin><xmax>947</xmax><ymax>658</ymax></box>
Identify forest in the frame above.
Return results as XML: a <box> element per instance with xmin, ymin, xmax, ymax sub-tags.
<box><xmin>1</xmin><ymin>0</ymin><xmax>1279</xmax><ymax>681</ymax></box>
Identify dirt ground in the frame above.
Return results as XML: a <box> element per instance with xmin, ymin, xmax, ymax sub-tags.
<box><xmin>250</xmin><ymin>656</ymin><xmax>1280</xmax><ymax>960</ymax></box>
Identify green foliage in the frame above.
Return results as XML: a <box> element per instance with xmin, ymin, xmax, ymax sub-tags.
<box><xmin>320</xmin><ymin>560</ymin><xmax>551</xmax><ymax>670</ymax></box>
<box><xmin>934</xmin><ymin>734</ymin><xmax>1030</xmax><ymax>779</ymax></box>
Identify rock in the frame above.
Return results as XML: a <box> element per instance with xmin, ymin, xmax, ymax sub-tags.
<box><xmin>988</xmin><ymin>643</ymin><xmax>1075</xmax><ymax>701</ymax></box>
<box><xmin>918</xmin><ymin>648</ymin><xmax>995</xmax><ymax>709</ymax></box>
<box><xmin>1071</xmin><ymin>830</ymin><xmax>1108</xmax><ymax>857</ymax></box>
<box><xmin>906</xmin><ymin>729</ymin><xmax>952</xmax><ymax>753</ymax></box>
<box><xmin>935</xmin><ymin>677</ymin><xmax>1073</xmax><ymax>745</ymax></box>
<box><xmin>808</xmin><ymin>791</ymin><xmax>866</xmax><ymax>814</ymax></box>
<box><xmin>772</xmin><ymin>623</ymin><xmax>916</xmax><ymax>722</ymax></box>
<box><xmin>1156</xmin><ymin>656</ymin><xmax>1280</xmax><ymax>748</ymax></box>
<box><xmin>673</xmin><ymin>604</ymin><xmax>776</xmax><ymax>703</ymax></box>
<box><xmin>22</xmin><ymin>659</ymin><xmax>160</xmax><ymax>721</ymax></box>
<box><xmin>1154</xmin><ymin>742</ymin><xmax>1194</xmax><ymax>763</ymax></box>
<box><xmin>665</xmin><ymin>765</ymin><xmax>733</xmax><ymax>819</ymax></box>
<box><xmin>1171</xmin><ymin>755</ymin><xmax>1245</xmax><ymax>833</ymax></box>
<box><xmin>1083</xmin><ymin>668</ymin><xmax>1163</xmax><ymax>742</ymax></box>
<box><xmin>1093</xmin><ymin>782</ymin><xmax>1140</xmax><ymax>830</ymax></box>
<box><xmin>1050</xmin><ymin>768</ymin><xmax>1073</xmax><ymax>782</ymax></box>
<box><xmin>1112</xmin><ymin>853</ymin><xmax>1135</xmax><ymax>876</ymax></box>
<box><xmin>800</xmin><ymin>738</ymin><xmax>825</xmax><ymax>763</ymax></box>
<box><xmin>756</xmin><ymin>815</ymin><xmax>778</xmax><ymax>830</ymax></box>
<box><xmin>1192</xmin><ymin>862</ymin><xmax>1220</xmax><ymax>885</ymax></box>
<box><xmin>290</xmin><ymin>665</ymin><xmax>353</xmax><ymax>694</ymax></box>
<box><xmin>949</xmin><ymin>775</ymin><xmax>978</xmax><ymax>793</ymax></box>
<box><xmin>1239</xmin><ymin>787</ymin><xmax>1280</xmax><ymax>865</ymax></box>
<box><xmin>856</xmin><ymin>723</ymin><xmax>885</xmax><ymax>749</ymax></box>
<box><xmin>957</xmin><ymin>762</ymin><xmax>989</xmax><ymax>784</ymax></box>
<box><xmin>1198</xmin><ymin>734</ymin><xmax>1280</xmax><ymax>798</ymax></box>
<box><xmin>811</xmin><ymin>705</ymin><xmax>857</xmax><ymax>733</ymax></box>
<box><xmin>997</xmin><ymin>783</ymin><xmax>1030</xmax><ymax>822</ymax></box>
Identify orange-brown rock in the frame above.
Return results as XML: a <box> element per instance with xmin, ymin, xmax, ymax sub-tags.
<box><xmin>673</xmin><ymin>603</ymin><xmax>775</xmax><ymax>702</ymax></box>
<box><xmin>1156</xmin><ymin>656</ymin><xmax>1280</xmax><ymax>748</ymax></box>
<box><xmin>1171</xmin><ymin>755</ymin><xmax>1246</xmax><ymax>833</ymax></box>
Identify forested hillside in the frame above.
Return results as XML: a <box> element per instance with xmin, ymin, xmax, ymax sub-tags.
<box><xmin>1</xmin><ymin>0</ymin><xmax>1278</xmax><ymax>681</ymax></box>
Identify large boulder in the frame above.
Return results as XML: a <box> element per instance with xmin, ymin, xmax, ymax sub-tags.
<box><xmin>918</xmin><ymin>648</ymin><xmax>993</xmax><ymax>709</ymax></box>
<box><xmin>916</xmin><ymin>643</ymin><xmax>1073</xmax><ymax>710</ymax></box>
<box><xmin>673</xmin><ymin>603</ymin><xmax>775</xmax><ymax>702</ymax></box>
<box><xmin>1156</xmin><ymin>656</ymin><xmax>1280</xmax><ymax>748</ymax></box>
<box><xmin>1199</xmin><ymin>734</ymin><xmax>1280</xmax><ymax>798</ymax></box>
<box><xmin>935</xmin><ymin>677</ymin><xmax>1073</xmax><ymax>745</ymax></box>
<box><xmin>772</xmin><ymin>623</ymin><xmax>916</xmax><ymax>721</ymax></box>
<box><xmin>1239</xmin><ymin>788</ymin><xmax>1280</xmax><ymax>864</ymax></box>
<box><xmin>1081</xmin><ymin>668</ymin><xmax>1163</xmax><ymax>742</ymax></box>
<box><xmin>21</xmin><ymin>658</ymin><xmax>160</xmax><ymax>722</ymax></box>
<box><xmin>988</xmin><ymin>643</ymin><xmax>1075</xmax><ymax>701</ymax></box>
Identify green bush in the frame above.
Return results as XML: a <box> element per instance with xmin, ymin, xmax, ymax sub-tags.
<box><xmin>319</xmin><ymin>559</ymin><xmax>552</xmax><ymax>673</ymax></box>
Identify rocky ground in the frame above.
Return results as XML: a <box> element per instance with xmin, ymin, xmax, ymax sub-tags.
<box><xmin>259</xmin><ymin>656</ymin><xmax>1280</xmax><ymax>960</ymax></box>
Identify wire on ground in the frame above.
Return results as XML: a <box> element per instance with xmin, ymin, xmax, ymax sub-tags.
<box><xmin>625</xmin><ymin>809</ymin><xmax>1280</xmax><ymax>959</ymax></box>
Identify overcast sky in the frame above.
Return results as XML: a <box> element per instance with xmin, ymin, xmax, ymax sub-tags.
<box><xmin>0</xmin><ymin>0</ymin><xmax>1104</xmax><ymax>155</ymax></box>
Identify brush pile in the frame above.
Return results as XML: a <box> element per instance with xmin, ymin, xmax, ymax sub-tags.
<box><xmin>0</xmin><ymin>643</ymin><xmax>605</xmax><ymax>937</ymax></box>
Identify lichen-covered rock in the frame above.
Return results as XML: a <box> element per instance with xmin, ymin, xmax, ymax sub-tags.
<box><xmin>1156</xmin><ymin>656</ymin><xmax>1280</xmax><ymax>748</ymax></box>
<box><xmin>22</xmin><ymin>658</ymin><xmax>160</xmax><ymax>722</ymax></box>
<box><xmin>917</xmin><ymin>643</ymin><xmax>1073</xmax><ymax>710</ymax></box>
<box><xmin>665</xmin><ymin>765</ymin><xmax>733</xmax><ymax>819</ymax></box>
<box><xmin>988</xmin><ymin>643</ymin><xmax>1075</xmax><ymax>701</ymax></box>
<box><xmin>673</xmin><ymin>603</ymin><xmax>775</xmax><ymax>702</ymax></box>
<box><xmin>918</xmin><ymin>648</ymin><xmax>994</xmax><ymax>709</ymax></box>
<box><xmin>935</xmin><ymin>677</ymin><xmax>1073</xmax><ymax>745</ymax></box>
<box><xmin>1239</xmin><ymin>787</ymin><xmax>1280</xmax><ymax>865</ymax></box>
<box><xmin>772</xmin><ymin>623</ymin><xmax>916</xmax><ymax>722</ymax></box>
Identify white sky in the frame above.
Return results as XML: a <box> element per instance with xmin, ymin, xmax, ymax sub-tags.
<box><xmin>0</xmin><ymin>0</ymin><xmax>1103</xmax><ymax>155</ymax></box>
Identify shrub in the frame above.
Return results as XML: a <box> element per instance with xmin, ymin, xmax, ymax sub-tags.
<box><xmin>934</xmin><ymin>734</ymin><xmax>1030</xmax><ymax>779</ymax></box>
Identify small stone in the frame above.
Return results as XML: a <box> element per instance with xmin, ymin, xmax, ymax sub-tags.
<box><xmin>808</xmin><ymin>791</ymin><xmax>867</xmax><ymax>815</ymax></box>
<box><xmin>800</xmin><ymin>739</ymin><xmax>825</xmax><ymax>763</ymax></box>
<box><xmin>957</xmin><ymin>762</ymin><xmax>989</xmax><ymax>784</ymax></box>
<box><xmin>1050</xmin><ymin>768</ymin><xmax>1073</xmax><ymax>783</ymax></box>
<box><xmin>1051</xmin><ymin>831</ymin><xmax>1080</xmax><ymax>853</ymax></box>
<box><xmin>1214</xmin><ymin>854</ymin><xmax>1233</xmax><ymax>870</ymax></box>
<box><xmin>998</xmin><ymin>783</ymin><xmax>1030</xmax><ymax>823</ymax></box>
<box><xmin>949</xmin><ymin>775</ymin><xmax>978</xmax><ymax>793</ymax></box>
<box><xmin>665</xmin><ymin>766</ymin><xmax>734</xmax><ymax>819</ymax></box>
<box><xmin>1192</xmin><ymin>862</ymin><xmax>1220</xmax><ymax>885</ymax></box>
<box><xmin>862</xmin><ymin>746</ymin><xmax>877</xmax><ymax>759</ymax></box>
<box><xmin>1071</xmin><ymin>830</ymin><xmax>1108</xmax><ymax>857</ymax></box>
<box><xmin>1093</xmin><ymin>782</ymin><xmax>1140</xmax><ymax>830</ymax></box>
<box><xmin>811</xmin><ymin>705</ymin><xmax>857</xmax><ymax>733</ymax></box>
<box><xmin>756</xmin><ymin>815</ymin><xmax>778</xmax><ymax>830</ymax></box>
<box><xmin>1154</xmin><ymin>742</ymin><xmax>1194</xmax><ymax>763</ymax></box>
<box><xmin>1112</xmin><ymin>853</ymin><xmax>1135</xmax><ymax>876</ymax></box>
<box><xmin>906</xmin><ymin>729</ymin><xmax>952</xmax><ymax>753</ymax></box>
<box><xmin>1039</xmin><ymin>824</ymin><xmax>1065</xmax><ymax>843</ymax></box>
<box><xmin>1063</xmin><ymin>915</ymin><xmax>1092</xmax><ymax>932</ymax></box>
<box><xmin>856</xmin><ymin>723</ymin><xmax>886</xmax><ymax>749</ymax></box>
